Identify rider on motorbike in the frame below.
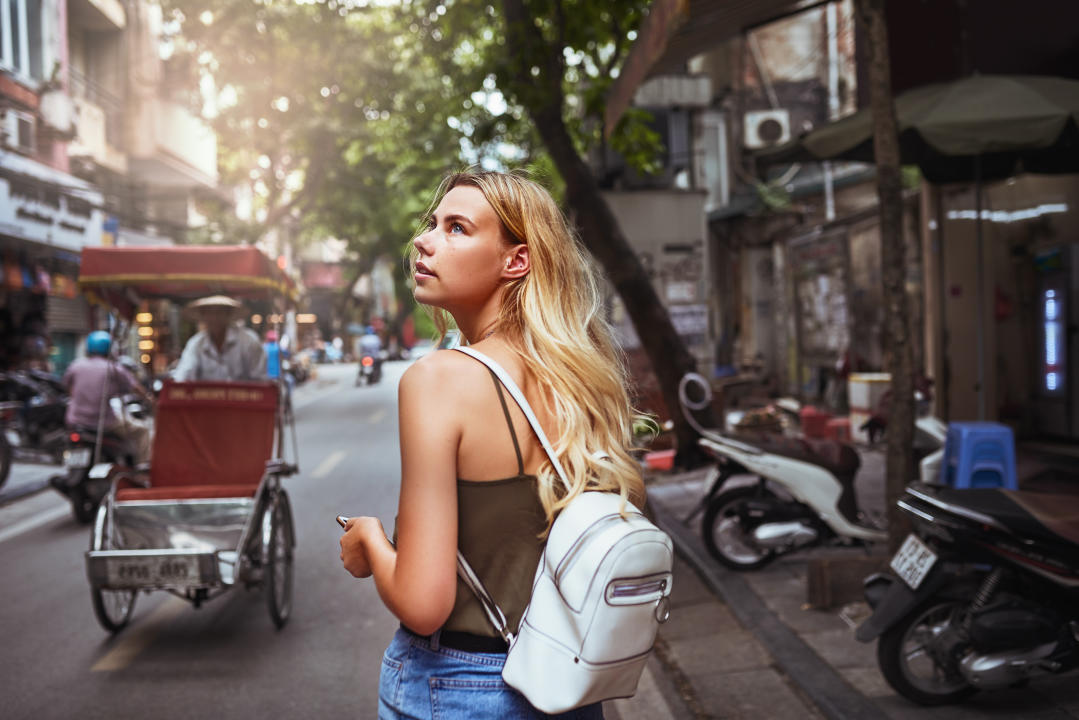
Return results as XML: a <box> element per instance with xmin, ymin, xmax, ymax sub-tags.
<box><xmin>61</xmin><ymin>331</ymin><xmax>153</xmax><ymax>465</ymax></box>
<box><xmin>357</xmin><ymin>325</ymin><xmax>383</xmax><ymax>383</ymax></box>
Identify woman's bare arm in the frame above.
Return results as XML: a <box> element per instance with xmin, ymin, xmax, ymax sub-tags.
<box><xmin>340</xmin><ymin>355</ymin><xmax>461</xmax><ymax>634</ymax></box>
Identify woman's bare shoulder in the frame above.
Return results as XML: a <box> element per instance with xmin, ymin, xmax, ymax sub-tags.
<box><xmin>400</xmin><ymin>349</ymin><xmax>490</xmax><ymax>398</ymax></box>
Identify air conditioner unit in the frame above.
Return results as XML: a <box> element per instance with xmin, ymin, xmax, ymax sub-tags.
<box><xmin>743</xmin><ymin>109</ymin><xmax>790</xmax><ymax>149</ymax></box>
<box><xmin>2</xmin><ymin>109</ymin><xmax>35</xmax><ymax>154</ymax></box>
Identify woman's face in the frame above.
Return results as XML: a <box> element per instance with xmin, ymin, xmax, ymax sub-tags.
<box><xmin>413</xmin><ymin>185</ymin><xmax>515</xmax><ymax>312</ymax></box>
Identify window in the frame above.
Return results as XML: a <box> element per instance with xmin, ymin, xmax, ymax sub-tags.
<box><xmin>1</xmin><ymin>0</ymin><xmax>46</xmax><ymax>81</ymax></box>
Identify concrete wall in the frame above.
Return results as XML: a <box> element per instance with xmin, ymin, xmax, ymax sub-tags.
<box><xmin>602</xmin><ymin>188</ymin><xmax>713</xmax><ymax>372</ymax></box>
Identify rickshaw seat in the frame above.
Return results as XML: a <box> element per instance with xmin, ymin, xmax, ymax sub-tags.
<box><xmin>115</xmin><ymin>381</ymin><xmax>277</xmax><ymax>502</ymax></box>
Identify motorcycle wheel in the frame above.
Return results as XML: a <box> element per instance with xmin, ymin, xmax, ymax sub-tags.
<box><xmin>0</xmin><ymin>433</ymin><xmax>10</xmax><ymax>489</ymax></box>
<box><xmin>877</xmin><ymin>598</ymin><xmax>978</xmax><ymax>706</ymax></box>
<box><xmin>265</xmin><ymin>491</ymin><xmax>294</xmax><ymax>629</ymax></box>
<box><xmin>70</xmin><ymin>481</ymin><xmax>98</xmax><ymax>524</ymax></box>
<box><xmin>701</xmin><ymin>485</ymin><xmax>777</xmax><ymax>571</ymax></box>
<box><xmin>90</xmin><ymin>506</ymin><xmax>137</xmax><ymax>633</ymax></box>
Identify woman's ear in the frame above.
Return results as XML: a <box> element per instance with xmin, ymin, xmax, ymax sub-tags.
<box><xmin>502</xmin><ymin>244</ymin><xmax>530</xmax><ymax>280</ymax></box>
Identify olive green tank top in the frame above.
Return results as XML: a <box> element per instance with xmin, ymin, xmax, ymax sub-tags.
<box><xmin>442</xmin><ymin>367</ymin><xmax>547</xmax><ymax>638</ymax></box>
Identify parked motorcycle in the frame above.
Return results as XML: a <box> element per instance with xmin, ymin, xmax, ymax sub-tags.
<box><xmin>48</xmin><ymin>394</ymin><xmax>149</xmax><ymax>523</ymax></box>
<box><xmin>0</xmin><ymin>371</ymin><xmax>69</xmax><ymax>464</ymax></box>
<box><xmin>678</xmin><ymin>373</ymin><xmax>947</xmax><ymax>570</ymax></box>
<box><xmin>856</xmin><ymin>482</ymin><xmax>1079</xmax><ymax>705</ymax></box>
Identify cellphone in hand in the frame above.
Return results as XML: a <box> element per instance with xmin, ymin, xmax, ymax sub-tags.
<box><xmin>336</xmin><ymin>515</ymin><xmax>349</xmax><ymax>528</ymax></box>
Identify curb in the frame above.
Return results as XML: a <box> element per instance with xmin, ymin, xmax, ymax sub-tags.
<box><xmin>650</xmin><ymin>498</ymin><xmax>881</xmax><ymax>720</ymax></box>
<box><xmin>0</xmin><ymin>479</ymin><xmax>50</xmax><ymax>507</ymax></box>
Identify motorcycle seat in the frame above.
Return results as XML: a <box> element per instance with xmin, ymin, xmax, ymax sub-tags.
<box><xmin>732</xmin><ymin>432</ymin><xmax>861</xmax><ymax>481</ymax></box>
<box><xmin>936</xmin><ymin>487</ymin><xmax>1079</xmax><ymax>547</ymax></box>
<box><xmin>1000</xmin><ymin>491</ymin><xmax>1079</xmax><ymax>547</ymax></box>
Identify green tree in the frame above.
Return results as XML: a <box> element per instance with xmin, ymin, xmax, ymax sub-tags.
<box><xmin>161</xmin><ymin>0</ymin><xmax>505</xmax><ymax>340</ymax></box>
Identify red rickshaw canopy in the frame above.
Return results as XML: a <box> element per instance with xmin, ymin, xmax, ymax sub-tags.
<box><xmin>79</xmin><ymin>245</ymin><xmax>299</xmax><ymax>313</ymax></box>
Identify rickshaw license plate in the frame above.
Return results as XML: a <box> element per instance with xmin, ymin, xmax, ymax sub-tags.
<box><xmin>105</xmin><ymin>555</ymin><xmax>202</xmax><ymax>587</ymax></box>
<box><xmin>64</xmin><ymin>448</ymin><xmax>92</xmax><ymax>467</ymax></box>
<box><xmin>890</xmin><ymin>534</ymin><xmax>937</xmax><ymax>590</ymax></box>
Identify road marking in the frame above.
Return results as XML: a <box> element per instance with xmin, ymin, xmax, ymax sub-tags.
<box><xmin>91</xmin><ymin>596</ymin><xmax>188</xmax><ymax>672</ymax></box>
<box><xmin>368</xmin><ymin>408</ymin><xmax>386</xmax><ymax>425</ymax></box>
<box><xmin>312</xmin><ymin>450</ymin><xmax>347</xmax><ymax>479</ymax></box>
<box><xmin>0</xmin><ymin>504</ymin><xmax>69</xmax><ymax>545</ymax></box>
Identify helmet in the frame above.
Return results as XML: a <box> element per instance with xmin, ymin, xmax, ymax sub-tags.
<box><xmin>86</xmin><ymin>331</ymin><xmax>112</xmax><ymax>356</ymax></box>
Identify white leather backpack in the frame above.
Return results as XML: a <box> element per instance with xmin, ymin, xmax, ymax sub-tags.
<box><xmin>454</xmin><ymin>347</ymin><xmax>674</xmax><ymax>713</ymax></box>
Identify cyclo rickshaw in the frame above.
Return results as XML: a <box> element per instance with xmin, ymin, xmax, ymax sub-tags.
<box><xmin>76</xmin><ymin>245</ymin><xmax>301</xmax><ymax>633</ymax></box>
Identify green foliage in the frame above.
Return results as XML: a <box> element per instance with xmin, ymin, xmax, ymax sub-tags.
<box><xmin>411</xmin><ymin>303</ymin><xmax>439</xmax><ymax>342</ymax></box>
<box><xmin>901</xmin><ymin>165</ymin><xmax>922</xmax><ymax>190</ymax></box>
<box><xmin>608</xmin><ymin>108</ymin><xmax>664</xmax><ymax>177</ymax></box>
<box><xmin>406</xmin><ymin>0</ymin><xmax>660</xmax><ymax>177</ymax></box>
<box><xmin>632</xmin><ymin>413</ymin><xmax>661</xmax><ymax>440</ymax></box>
<box><xmin>160</xmin><ymin>0</ymin><xmax>514</xmax><ymax>294</ymax></box>
<box><xmin>755</xmin><ymin>181</ymin><xmax>792</xmax><ymax>211</ymax></box>
<box><xmin>161</xmin><ymin>0</ymin><xmax>660</xmax><ymax>329</ymax></box>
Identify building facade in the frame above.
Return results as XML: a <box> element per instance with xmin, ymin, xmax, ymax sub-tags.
<box><xmin>1</xmin><ymin>0</ymin><xmax>217</xmax><ymax>372</ymax></box>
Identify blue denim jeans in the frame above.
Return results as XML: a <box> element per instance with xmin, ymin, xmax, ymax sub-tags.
<box><xmin>378</xmin><ymin>627</ymin><xmax>605</xmax><ymax>720</ymax></box>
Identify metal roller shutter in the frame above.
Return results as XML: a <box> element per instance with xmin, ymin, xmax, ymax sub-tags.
<box><xmin>46</xmin><ymin>294</ymin><xmax>91</xmax><ymax>333</ymax></box>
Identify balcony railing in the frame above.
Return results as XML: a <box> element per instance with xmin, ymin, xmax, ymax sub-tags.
<box><xmin>69</xmin><ymin>67</ymin><xmax>124</xmax><ymax>148</ymax></box>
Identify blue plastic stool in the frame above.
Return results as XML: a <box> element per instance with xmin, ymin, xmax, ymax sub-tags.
<box><xmin>942</xmin><ymin>422</ymin><xmax>1018</xmax><ymax>490</ymax></box>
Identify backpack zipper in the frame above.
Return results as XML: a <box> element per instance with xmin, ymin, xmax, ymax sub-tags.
<box><xmin>608</xmin><ymin>577</ymin><xmax>667</xmax><ymax>598</ymax></box>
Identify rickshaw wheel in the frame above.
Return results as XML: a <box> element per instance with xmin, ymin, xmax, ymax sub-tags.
<box><xmin>90</xmin><ymin>505</ymin><xmax>136</xmax><ymax>633</ymax></box>
<box><xmin>92</xmin><ymin>587</ymin><xmax>137</xmax><ymax>633</ymax></box>
<box><xmin>266</xmin><ymin>491</ymin><xmax>294</xmax><ymax>629</ymax></box>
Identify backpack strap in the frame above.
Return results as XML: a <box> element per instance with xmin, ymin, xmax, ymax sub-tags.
<box><xmin>455</xmin><ymin>550</ymin><xmax>514</xmax><ymax>644</ymax></box>
<box><xmin>450</xmin><ymin>346</ymin><xmax>572</xmax><ymax>644</ymax></box>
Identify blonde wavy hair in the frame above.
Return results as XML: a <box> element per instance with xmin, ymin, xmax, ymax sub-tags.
<box><xmin>408</xmin><ymin>170</ymin><xmax>645</xmax><ymax>527</ymax></box>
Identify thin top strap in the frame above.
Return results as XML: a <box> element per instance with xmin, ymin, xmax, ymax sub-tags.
<box><xmin>452</xmin><ymin>346</ymin><xmax>570</xmax><ymax>489</ymax></box>
<box><xmin>486</xmin><ymin>367</ymin><xmax>525</xmax><ymax>475</ymax></box>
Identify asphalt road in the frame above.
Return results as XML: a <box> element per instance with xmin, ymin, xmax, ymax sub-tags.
<box><xmin>0</xmin><ymin>362</ymin><xmax>405</xmax><ymax>720</ymax></box>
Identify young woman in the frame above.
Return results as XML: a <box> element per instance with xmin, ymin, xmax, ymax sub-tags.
<box><xmin>340</xmin><ymin>171</ymin><xmax>645</xmax><ymax>719</ymax></box>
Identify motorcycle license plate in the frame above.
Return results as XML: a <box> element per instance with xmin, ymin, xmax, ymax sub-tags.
<box><xmin>63</xmin><ymin>447</ymin><xmax>92</xmax><ymax>468</ymax></box>
<box><xmin>890</xmin><ymin>534</ymin><xmax>937</xmax><ymax>590</ymax></box>
<box><xmin>104</xmin><ymin>555</ymin><xmax>202</xmax><ymax>588</ymax></box>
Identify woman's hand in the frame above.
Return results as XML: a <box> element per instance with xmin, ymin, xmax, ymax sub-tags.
<box><xmin>339</xmin><ymin>516</ymin><xmax>384</xmax><ymax>578</ymax></box>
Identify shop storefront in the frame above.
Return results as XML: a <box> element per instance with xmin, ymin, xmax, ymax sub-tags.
<box><xmin>0</xmin><ymin>152</ymin><xmax>105</xmax><ymax>373</ymax></box>
<box><xmin>927</xmin><ymin>174</ymin><xmax>1079</xmax><ymax>440</ymax></box>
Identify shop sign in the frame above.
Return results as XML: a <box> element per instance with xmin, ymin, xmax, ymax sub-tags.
<box><xmin>0</xmin><ymin>160</ymin><xmax>104</xmax><ymax>252</ymax></box>
<box><xmin>669</xmin><ymin>304</ymin><xmax>709</xmax><ymax>337</ymax></box>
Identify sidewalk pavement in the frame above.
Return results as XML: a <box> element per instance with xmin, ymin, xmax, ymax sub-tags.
<box><xmin>626</xmin><ymin>448</ymin><xmax>1079</xmax><ymax>720</ymax></box>
<box><xmin>0</xmin><ymin>459</ymin><xmax>56</xmax><ymax>506</ymax></box>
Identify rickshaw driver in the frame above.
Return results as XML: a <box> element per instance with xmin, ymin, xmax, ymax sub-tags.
<box><xmin>173</xmin><ymin>295</ymin><xmax>267</xmax><ymax>382</ymax></box>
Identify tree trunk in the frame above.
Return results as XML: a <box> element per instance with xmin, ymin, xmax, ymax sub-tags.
<box><xmin>856</xmin><ymin>0</ymin><xmax>915</xmax><ymax>553</ymax></box>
